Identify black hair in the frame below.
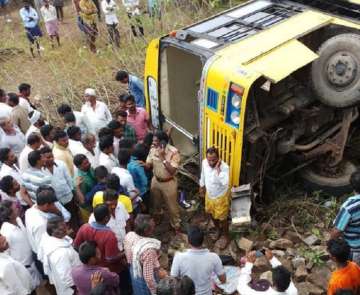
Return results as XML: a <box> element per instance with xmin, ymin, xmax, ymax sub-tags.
<box><xmin>118</xmin><ymin>149</ymin><xmax>131</xmax><ymax>166</ymax></box>
<box><xmin>119</xmin><ymin>139</ymin><xmax>134</xmax><ymax>150</ymax></box>
<box><xmin>93</xmin><ymin>204</ymin><xmax>110</xmax><ymax>223</ymax></box>
<box><xmin>28</xmin><ymin>150</ymin><xmax>42</xmax><ymax>167</ymax></box>
<box><xmin>27</xmin><ymin>133</ymin><xmax>41</xmax><ymax>146</ymax></box>
<box><xmin>179</xmin><ymin>276</ymin><xmax>195</xmax><ymax>295</ymax></box>
<box><xmin>99</xmin><ymin>135</ymin><xmax>114</xmax><ymax>152</ymax></box>
<box><xmin>79</xmin><ymin>241</ymin><xmax>97</xmax><ymax>264</ymax></box>
<box><xmin>64</xmin><ymin>112</ymin><xmax>76</xmax><ymax>123</ymax></box>
<box><xmin>40</xmin><ymin>124</ymin><xmax>54</xmax><ymax>138</ymax></box>
<box><xmin>103</xmin><ymin>189</ymin><xmax>118</xmax><ymax>202</ymax></box>
<box><xmin>67</xmin><ymin>125</ymin><xmax>81</xmax><ymax>140</ymax></box>
<box><xmin>73</xmin><ymin>154</ymin><xmax>87</xmax><ymax>168</ymax></box>
<box><xmin>350</xmin><ymin>171</ymin><xmax>360</xmax><ymax>193</ymax></box>
<box><xmin>118</xmin><ymin>93</ymin><xmax>128</xmax><ymax>103</ymax></box>
<box><xmin>0</xmin><ymin>148</ymin><xmax>11</xmax><ymax>163</ymax></box>
<box><xmin>39</xmin><ymin>146</ymin><xmax>52</xmax><ymax>155</ymax></box>
<box><xmin>36</xmin><ymin>186</ymin><xmax>57</xmax><ymax>205</ymax></box>
<box><xmin>18</xmin><ymin>83</ymin><xmax>31</xmax><ymax>93</ymax></box>
<box><xmin>116</xmin><ymin>110</ymin><xmax>128</xmax><ymax>118</ymax></box>
<box><xmin>115</xmin><ymin>70</ymin><xmax>129</xmax><ymax>82</ymax></box>
<box><xmin>143</xmin><ymin>132</ymin><xmax>154</xmax><ymax>148</ymax></box>
<box><xmin>134</xmin><ymin>214</ymin><xmax>153</xmax><ymax>236</ymax></box>
<box><xmin>0</xmin><ymin>89</ymin><xmax>5</xmax><ymax>98</ymax></box>
<box><xmin>327</xmin><ymin>238</ymin><xmax>351</xmax><ymax>264</ymax></box>
<box><xmin>46</xmin><ymin>216</ymin><xmax>64</xmax><ymax>236</ymax></box>
<box><xmin>187</xmin><ymin>226</ymin><xmax>204</xmax><ymax>247</ymax></box>
<box><xmin>53</xmin><ymin>129</ymin><xmax>68</xmax><ymax>142</ymax></box>
<box><xmin>0</xmin><ymin>200</ymin><xmax>13</xmax><ymax>227</ymax></box>
<box><xmin>57</xmin><ymin>103</ymin><xmax>72</xmax><ymax>116</ymax></box>
<box><xmin>272</xmin><ymin>266</ymin><xmax>291</xmax><ymax>292</ymax></box>
<box><xmin>98</xmin><ymin>127</ymin><xmax>113</xmax><ymax>139</ymax></box>
<box><xmin>94</xmin><ymin>166</ymin><xmax>108</xmax><ymax>181</ymax></box>
<box><xmin>124</xmin><ymin>94</ymin><xmax>135</xmax><ymax>103</ymax></box>
<box><xmin>334</xmin><ymin>290</ymin><xmax>355</xmax><ymax>295</ymax></box>
<box><xmin>0</xmin><ymin>176</ymin><xmax>14</xmax><ymax>194</ymax></box>
<box><xmin>206</xmin><ymin>146</ymin><xmax>219</xmax><ymax>158</ymax></box>
<box><xmin>157</xmin><ymin>277</ymin><xmax>179</xmax><ymax>295</ymax></box>
<box><xmin>106</xmin><ymin>174</ymin><xmax>120</xmax><ymax>191</ymax></box>
<box><xmin>7</xmin><ymin>93</ymin><xmax>19</xmax><ymax>105</ymax></box>
<box><xmin>133</xmin><ymin>144</ymin><xmax>148</xmax><ymax>162</ymax></box>
<box><xmin>108</xmin><ymin>120</ymin><xmax>122</xmax><ymax>131</ymax></box>
<box><xmin>154</xmin><ymin>130</ymin><xmax>169</xmax><ymax>144</ymax></box>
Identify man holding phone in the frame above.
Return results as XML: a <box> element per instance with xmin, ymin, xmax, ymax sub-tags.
<box><xmin>199</xmin><ymin>147</ymin><xmax>230</xmax><ymax>249</ymax></box>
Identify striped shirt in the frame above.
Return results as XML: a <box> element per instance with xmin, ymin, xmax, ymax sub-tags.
<box><xmin>334</xmin><ymin>194</ymin><xmax>360</xmax><ymax>250</ymax></box>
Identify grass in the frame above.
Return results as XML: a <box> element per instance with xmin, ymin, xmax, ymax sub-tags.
<box><xmin>0</xmin><ymin>0</ymin><xmax>243</xmax><ymax>123</ymax></box>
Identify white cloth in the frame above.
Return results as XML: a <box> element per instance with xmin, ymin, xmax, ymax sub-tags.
<box><xmin>199</xmin><ymin>159</ymin><xmax>229</xmax><ymax>199</ymax></box>
<box><xmin>38</xmin><ymin>234</ymin><xmax>81</xmax><ymax>295</ymax></box>
<box><xmin>81</xmin><ymin>101</ymin><xmax>112</xmax><ymax>135</ymax></box>
<box><xmin>0</xmin><ymin>252</ymin><xmax>33</xmax><ymax>295</ymax></box>
<box><xmin>132</xmin><ymin>237</ymin><xmax>161</xmax><ymax>278</ymax></box>
<box><xmin>40</xmin><ymin>4</ymin><xmax>57</xmax><ymax>22</ymax></box>
<box><xmin>112</xmin><ymin>167</ymin><xmax>136</xmax><ymax>194</ymax></box>
<box><xmin>1</xmin><ymin>219</ymin><xmax>41</xmax><ymax>289</ymax></box>
<box><xmin>25</xmin><ymin>124</ymin><xmax>40</xmax><ymax>139</ymax></box>
<box><xmin>25</xmin><ymin>205</ymin><xmax>48</xmax><ymax>254</ymax></box>
<box><xmin>28</xmin><ymin>110</ymin><xmax>40</xmax><ymax>125</ymax></box>
<box><xmin>84</xmin><ymin>147</ymin><xmax>99</xmax><ymax>168</ymax></box>
<box><xmin>0</xmin><ymin>163</ymin><xmax>27</xmax><ymax>206</ymax></box>
<box><xmin>0</xmin><ymin>129</ymin><xmax>25</xmax><ymax>157</ymax></box>
<box><xmin>68</xmin><ymin>139</ymin><xmax>86</xmax><ymax>157</ymax></box>
<box><xmin>0</xmin><ymin>103</ymin><xmax>12</xmax><ymax>118</ymax></box>
<box><xmin>18</xmin><ymin>145</ymin><xmax>33</xmax><ymax>173</ymax></box>
<box><xmin>101</xmin><ymin>0</ymin><xmax>119</xmax><ymax>24</ymax></box>
<box><xmin>99</xmin><ymin>152</ymin><xmax>118</xmax><ymax>173</ymax></box>
<box><xmin>237</xmin><ymin>257</ymin><xmax>298</xmax><ymax>295</ymax></box>
<box><xmin>18</xmin><ymin>97</ymin><xmax>33</xmax><ymax>114</ymax></box>
<box><xmin>122</xmin><ymin>0</ymin><xmax>140</xmax><ymax>15</ymax></box>
<box><xmin>89</xmin><ymin>202</ymin><xmax>129</xmax><ymax>250</ymax></box>
<box><xmin>74</xmin><ymin>111</ymin><xmax>88</xmax><ymax>134</ymax></box>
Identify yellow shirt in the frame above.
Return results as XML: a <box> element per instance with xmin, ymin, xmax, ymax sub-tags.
<box><xmin>92</xmin><ymin>191</ymin><xmax>133</xmax><ymax>213</ymax></box>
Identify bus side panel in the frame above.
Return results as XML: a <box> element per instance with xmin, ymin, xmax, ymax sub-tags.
<box><xmin>144</xmin><ymin>38</ymin><xmax>161</xmax><ymax>129</ymax></box>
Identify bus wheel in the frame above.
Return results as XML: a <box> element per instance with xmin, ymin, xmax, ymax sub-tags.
<box><xmin>299</xmin><ymin>160</ymin><xmax>356</xmax><ymax>196</ymax></box>
<box><xmin>312</xmin><ymin>33</ymin><xmax>360</xmax><ymax>108</ymax></box>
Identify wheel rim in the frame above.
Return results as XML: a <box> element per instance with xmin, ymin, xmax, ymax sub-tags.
<box><xmin>326</xmin><ymin>51</ymin><xmax>358</xmax><ymax>88</ymax></box>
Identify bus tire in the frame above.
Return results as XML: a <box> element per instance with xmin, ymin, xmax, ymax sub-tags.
<box><xmin>300</xmin><ymin>161</ymin><xmax>357</xmax><ymax>196</ymax></box>
<box><xmin>312</xmin><ymin>33</ymin><xmax>360</xmax><ymax>108</ymax></box>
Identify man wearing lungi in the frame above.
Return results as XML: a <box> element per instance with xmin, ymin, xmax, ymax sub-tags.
<box><xmin>41</xmin><ymin>0</ymin><xmax>61</xmax><ymax>48</ymax></box>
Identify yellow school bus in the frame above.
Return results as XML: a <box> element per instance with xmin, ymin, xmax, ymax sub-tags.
<box><xmin>144</xmin><ymin>0</ymin><xmax>360</xmax><ymax>198</ymax></box>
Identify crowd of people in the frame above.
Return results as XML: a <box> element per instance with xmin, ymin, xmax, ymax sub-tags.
<box><xmin>10</xmin><ymin>0</ymin><xmax>158</xmax><ymax>56</ymax></box>
<box><xmin>1</xmin><ymin>70</ymin><xmax>360</xmax><ymax>295</ymax></box>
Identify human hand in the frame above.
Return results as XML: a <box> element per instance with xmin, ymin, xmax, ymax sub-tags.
<box><xmin>265</xmin><ymin>249</ymin><xmax>273</xmax><ymax>261</ymax></box>
<box><xmin>246</xmin><ymin>251</ymin><xmax>257</xmax><ymax>264</ymax></box>
<box><xmin>76</xmin><ymin>176</ymin><xmax>83</xmax><ymax>188</ymax></box>
<box><xmin>158</xmin><ymin>268</ymin><xmax>168</xmax><ymax>279</ymax></box>
<box><xmin>199</xmin><ymin>187</ymin><xmax>205</xmax><ymax>198</ymax></box>
<box><xmin>91</xmin><ymin>271</ymin><xmax>103</xmax><ymax>289</ymax></box>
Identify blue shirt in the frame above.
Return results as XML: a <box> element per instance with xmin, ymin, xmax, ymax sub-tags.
<box><xmin>129</xmin><ymin>74</ymin><xmax>145</xmax><ymax>108</ymax></box>
<box><xmin>334</xmin><ymin>194</ymin><xmax>360</xmax><ymax>250</ymax></box>
<box><xmin>19</xmin><ymin>7</ymin><xmax>39</xmax><ymax>28</ymax></box>
<box><xmin>127</xmin><ymin>156</ymin><xmax>148</xmax><ymax>197</ymax></box>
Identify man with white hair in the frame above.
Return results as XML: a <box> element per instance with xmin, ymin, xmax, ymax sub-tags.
<box><xmin>81</xmin><ymin>88</ymin><xmax>112</xmax><ymax>135</ymax></box>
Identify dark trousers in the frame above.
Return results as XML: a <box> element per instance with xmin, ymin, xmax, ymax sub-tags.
<box><xmin>127</xmin><ymin>13</ymin><xmax>144</xmax><ymax>37</ymax></box>
<box><xmin>64</xmin><ymin>198</ymin><xmax>80</xmax><ymax>233</ymax></box>
<box><xmin>119</xmin><ymin>266</ymin><xmax>133</xmax><ymax>295</ymax></box>
<box><xmin>55</xmin><ymin>6</ymin><xmax>63</xmax><ymax>20</ymax></box>
<box><xmin>92</xmin><ymin>0</ymin><xmax>101</xmax><ymax>20</ymax></box>
<box><xmin>107</xmin><ymin>23</ymin><xmax>120</xmax><ymax>47</ymax></box>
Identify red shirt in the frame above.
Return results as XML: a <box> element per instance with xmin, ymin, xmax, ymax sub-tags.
<box><xmin>74</xmin><ymin>222</ymin><xmax>121</xmax><ymax>272</ymax></box>
<box><xmin>127</xmin><ymin>107</ymin><xmax>149</xmax><ymax>141</ymax></box>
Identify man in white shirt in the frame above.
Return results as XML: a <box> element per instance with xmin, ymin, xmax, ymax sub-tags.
<box><xmin>108</xmin><ymin>119</ymin><xmax>124</xmax><ymax>158</ymax></box>
<box><xmin>81</xmin><ymin>88</ymin><xmax>112</xmax><ymax>135</ymax></box>
<box><xmin>0</xmin><ymin>234</ymin><xmax>33</xmax><ymax>295</ymax></box>
<box><xmin>98</xmin><ymin>135</ymin><xmax>119</xmax><ymax>173</ymax></box>
<box><xmin>67</xmin><ymin>125</ymin><xmax>85</xmax><ymax>156</ymax></box>
<box><xmin>0</xmin><ymin>89</ymin><xmax>12</xmax><ymax>118</ymax></box>
<box><xmin>199</xmin><ymin>147</ymin><xmax>230</xmax><ymax>249</ymax></box>
<box><xmin>18</xmin><ymin>132</ymin><xmax>42</xmax><ymax>172</ymax></box>
<box><xmin>18</xmin><ymin>83</ymin><xmax>34</xmax><ymax>114</ymax></box>
<box><xmin>40</xmin><ymin>0</ymin><xmax>60</xmax><ymax>47</ymax></box>
<box><xmin>81</xmin><ymin>133</ymin><xmax>99</xmax><ymax>168</ymax></box>
<box><xmin>38</xmin><ymin>216</ymin><xmax>81</xmax><ymax>295</ymax></box>
<box><xmin>237</xmin><ymin>250</ymin><xmax>298</xmax><ymax>295</ymax></box>
<box><xmin>25</xmin><ymin>110</ymin><xmax>45</xmax><ymax>138</ymax></box>
<box><xmin>57</xmin><ymin>103</ymin><xmax>88</xmax><ymax>134</ymax></box>
<box><xmin>101</xmin><ymin>0</ymin><xmax>120</xmax><ymax>47</ymax></box>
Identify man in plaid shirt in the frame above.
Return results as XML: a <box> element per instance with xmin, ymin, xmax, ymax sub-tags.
<box><xmin>124</xmin><ymin>214</ymin><xmax>167</xmax><ymax>295</ymax></box>
<box><xmin>116</xmin><ymin>110</ymin><xmax>137</xmax><ymax>143</ymax></box>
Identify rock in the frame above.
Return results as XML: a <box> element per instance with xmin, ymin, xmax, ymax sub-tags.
<box><xmin>279</xmin><ymin>257</ymin><xmax>293</xmax><ymax>272</ymax></box>
<box><xmin>295</xmin><ymin>264</ymin><xmax>308</xmax><ymax>282</ymax></box>
<box><xmin>292</xmin><ymin>257</ymin><xmax>306</xmax><ymax>269</ymax></box>
<box><xmin>272</xmin><ymin>250</ymin><xmax>286</xmax><ymax>258</ymax></box>
<box><xmin>296</xmin><ymin>282</ymin><xmax>323</xmax><ymax>295</ymax></box>
<box><xmin>269</xmin><ymin>238</ymin><xmax>294</xmax><ymax>250</ymax></box>
<box><xmin>260</xmin><ymin>271</ymin><xmax>273</xmax><ymax>284</ymax></box>
<box><xmin>284</xmin><ymin>231</ymin><xmax>303</xmax><ymax>244</ymax></box>
<box><xmin>158</xmin><ymin>253</ymin><xmax>169</xmax><ymax>269</ymax></box>
<box><xmin>253</xmin><ymin>256</ymin><xmax>270</xmax><ymax>273</ymax></box>
<box><xmin>306</xmin><ymin>261</ymin><xmax>314</xmax><ymax>271</ymax></box>
<box><xmin>308</xmin><ymin>266</ymin><xmax>331</xmax><ymax>290</ymax></box>
<box><xmin>229</xmin><ymin>240</ymin><xmax>239</xmax><ymax>261</ymax></box>
<box><xmin>303</xmin><ymin>235</ymin><xmax>321</xmax><ymax>247</ymax></box>
<box><xmin>237</xmin><ymin>237</ymin><xmax>253</xmax><ymax>252</ymax></box>
<box><xmin>286</xmin><ymin>248</ymin><xmax>297</xmax><ymax>257</ymax></box>
<box><xmin>312</xmin><ymin>246</ymin><xmax>330</xmax><ymax>261</ymax></box>
<box><xmin>326</xmin><ymin>260</ymin><xmax>336</xmax><ymax>272</ymax></box>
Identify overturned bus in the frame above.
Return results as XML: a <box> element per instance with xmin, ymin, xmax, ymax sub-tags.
<box><xmin>144</xmin><ymin>0</ymin><xmax>360</xmax><ymax>204</ymax></box>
